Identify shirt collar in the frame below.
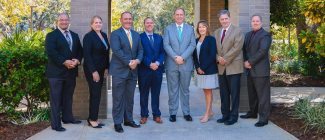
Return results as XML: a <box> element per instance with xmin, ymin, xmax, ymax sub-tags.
<box><xmin>145</xmin><ymin>31</ymin><xmax>153</xmax><ymax>36</ymax></box>
<box><xmin>222</xmin><ymin>23</ymin><xmax>232</xmax><ymax>31</ymax></box>
<box><xmin>58</xmin><ymin>27</ymin><xmax>70</xmax><ymax>34</ymax></box>
<box><xmin>176</xmin><ymin>22</ymin><xmax>184</xmax><ymax>29</ymax></box>
<box><xmin>122</xmin><ymin>26</ymin><xmax>131</xmax><ymax>34</ymax></box>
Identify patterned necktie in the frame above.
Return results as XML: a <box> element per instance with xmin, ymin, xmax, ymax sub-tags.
<box><xmin>178</xmin><ymin>26</ymin><xmax>182</xmax><ymax>42</ymax></box>
<box><xmin>221</xmin><ymin>30</ymin><xmax>227</xmax><ymax>44</ymax></box>
<box><xmin>127</xmin><ymin>32</ymin><xmax>132</xmax><ymax>50</ymax></box>
<box><xmin>64</xmin><ymin>31</ymin><xmax>72</xmax><ymax>51</ymax></box>
<box><xmin>149</xmin><ymin>35</ymin><xmax>154</xmax><ymax>48</ymax></box>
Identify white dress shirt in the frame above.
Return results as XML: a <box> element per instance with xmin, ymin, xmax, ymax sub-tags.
<box><xmin>176</xmin><ymin>22</ymin><xmax>184</xmax><ymax>32</ymax></box>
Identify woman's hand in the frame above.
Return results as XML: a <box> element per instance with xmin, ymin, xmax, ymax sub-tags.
<box><xmin>104</xmin><ymin>69</ymin><xmax>108</xmax><ymax>78</ymax></box>
<box><xmin>197</xmin><ymin>68</ymin><xmax>205</xmax><ymax>74</ymax></box>
<box><xmin>92</xmin><ymin>71</ymin><xmax>100</xmax><ymax>82</ymax></box>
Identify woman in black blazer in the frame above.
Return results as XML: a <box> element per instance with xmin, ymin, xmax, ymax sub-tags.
<box><xmin>193</xmin><ymin>20</ymin><xmax>219</xmax><ymax>123</ymax></box>
<box><xmin>83</xmin><ymin>15</ymin><xmax>110</xmax><ymax>128</ymax></box>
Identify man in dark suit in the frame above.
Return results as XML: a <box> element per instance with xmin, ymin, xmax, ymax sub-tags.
<box><xmin>45</xmin><ymin>13</ymin><xmax>83</xmax><ymax>131</ymax></box>
<box><xmin>109</xmin><ymin>11</ymin><xmax>143</xmax><ymax>133</ymax></box>
<box><xmin>240</xmin><ymin>15</ymin><xmax>272</xmax><ymax>127</ymax></box>
<box><xmin>138</xmin><ymin>17</ymin><xmax>165</xmax><ymax>124</ymax></box>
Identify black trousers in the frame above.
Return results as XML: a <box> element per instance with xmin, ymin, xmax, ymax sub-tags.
<box><xmin>49</xmin><ymin>77</ymin><xmax>76</xmax><ymax>129</ymax></box>
<box><xmin>84</xmin><ymin>66</ymin><xmax>105</xmax><ymax>121</ymax></box>
<box><xmin>218</xmin><ymin>69</ymin><xmax>241</xmax><ymax>120</ymax></box>
<box><xmin>247</xmin><ymin>73</ymin><xmax>270</xmax><ymax>123</ymax></box>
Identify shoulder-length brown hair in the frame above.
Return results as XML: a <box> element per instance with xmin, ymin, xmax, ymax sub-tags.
<box><xmin>196</xmin><ymin>20</ymin><xmax>211</xmax><ymax>37</ymax></box>
<box><xmin>88</xmin><ymin>15</ymin><xmax>103</xmax><ymax>32</ymax></box>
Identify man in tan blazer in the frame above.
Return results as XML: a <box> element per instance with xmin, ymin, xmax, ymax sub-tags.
<box><xmin>214</xmin><ymin>10</ymin><xmax>245</xmax><ymax>125</ymax></box>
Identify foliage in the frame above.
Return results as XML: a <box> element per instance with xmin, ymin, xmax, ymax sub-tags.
<box><xmin>111</xmin><ymin>0</ymin><xmax>123</xmax><ymax>31</ymax></box>
<box><xmin>270</xmin><ymin>0</ymin><xmax>298</xmax><ymax>27</ymax></box>
<box><xmin>300</xmin><ymin>0</ymin><xmax>325</xmax><ymax>24</ymax></box>
<box><xmin>293</xmin><ymin>98</ymin><xmax>325</xmax><ymax>133</ymax></box>
<box><xmin>0</xmin><ymin>0</ymin><xmax>30</xmax><ymax>28</ymax></box>
<box><xmin>299</xmin><ymin>46</ymin><xmax>325</xmax><ymax>78</ymax></box>
<box><xmin>0</xmin><ymin>29</ymin><xmax>50</xmax><ymax>116</ymax></box>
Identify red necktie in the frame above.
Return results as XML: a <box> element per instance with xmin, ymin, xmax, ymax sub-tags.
<box><xmin>221</xmin><ymin>30</ymin><xmax>227</xmax><ymax>44</ymax></box>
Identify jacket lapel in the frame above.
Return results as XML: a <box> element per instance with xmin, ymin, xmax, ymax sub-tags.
<box><xmin>221</xmin><ymin>24</ymin><xmax>233</xmax><ymax>47</ymax></box>
<box><xmin>55</xmin><ymin>29</ymin><xmax>71</xmax><ymax>53</ymax></box>
<box><xmin>199</xmin><ymin>37</ymin><xmax>207</xmax><ymax>57</ymax></box>
<box><xmin>245</xmin><ymin>31</ymin><xmax>253</xmax><ymax>51</ymax></box>
<box><xmin>216</xmin><ymin>29</ymin><xmax>221</xmax><ymax>48</ymax></box>
<box><xmin>181</xmin><ymin>24</ymin><xmax>187</xmax><ymax>43</ymax></box>
<box><xmin>248</xmin><ymin>28</ymin><xmax>264</xmax><ymax>51</ymax></box>
<box><xmin>131</xmin><ymin>30</ymin><xmax>136</xmax><ymax>52</ymax></box>
<box><xmin>119</xmin><ymin>27</ymin><xmax>132</xmax><ymax>51</ymax></box>
<box><xmin>172</xmin><ymin>23</ymin><xmax>180</xmax><ymax>43</ymax></box>
<box><xmin>141</xmin><ymin>32</ymin><xmax>154</xmax><ymax>51</ymax></box>
<box><xmin>91</xmin><ymin>30</ymin><xmax>106</xmax><ymax>47</ymax></box>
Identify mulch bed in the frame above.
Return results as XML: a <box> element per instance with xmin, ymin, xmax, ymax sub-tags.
<box><xmin>269</xmin><ymin>104</ymin><xmax>325</xmax><ymax>140</ymax></box>
<box><xmin>0</xmin><ymin>114</ymin><xmax>50</xmax><ymax>140</ymax></box>
<box><xmin>270</xmin><ymin>72</ymin><xmax>325</xmax><ymax>87</ymax></box>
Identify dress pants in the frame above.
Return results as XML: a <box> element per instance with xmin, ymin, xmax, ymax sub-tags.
<box><xmin>247</xmin><ymin>73</ymin><xmax>271</xmax><ymax>123</ymax></box>
<box><xmin>138</xmin><ymin>73</ymin><xmax>162</xmax><ymax>118</ymax></box>
<box><xmin>218</xmin><ymin>69</ymin><xmax>241</xmax><ymax>120</ymax></box>
<box><xmin>166</xmin><ymin>70</ymin><xmax>192</xmax><ymax>116</ymax></box>
<box><xmin>84</xmin><ymin>66</ymin><xmax>105</xmax><ymax>121</ymax></box>
<box><xmin>112</xmin><ymin>71</ymin><xmax>137</xmax><ymax>124</ymax></box>
<box><xmin>48</xmin><ymin>77</ymin><xmax>76</xmax><ymax>129</ymax></box>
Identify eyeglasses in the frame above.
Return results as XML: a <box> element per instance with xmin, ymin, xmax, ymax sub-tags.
<box><xmin>59</xmin><ymin>19</ymin><xmax>70</xmax><ymax>22</ymax></box>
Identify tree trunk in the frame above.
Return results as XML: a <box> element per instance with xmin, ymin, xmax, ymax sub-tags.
<box><xmin>288</xmin><ymin>26</ymin><xmax>291</xmax><ymax>51</ymax></box>
<box><xmin>296</xmin><ymin>15</ymin><xmax>307</xmax><ymax>57</ymax></box>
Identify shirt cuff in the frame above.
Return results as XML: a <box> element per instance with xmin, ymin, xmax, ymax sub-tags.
<box><xmin>155</xmin><ymin>61</ymin><xmax>160</xmax><ymax>66</ymax></box>
<box><xmin>137</xmin><ymin>59</ymin><xmax>141</xmax><ymax>64</ymax></box>
<box><xmin>223</xmin><ymin>58</ymin><xmax>227</xmax><ymax>62</ymax></box>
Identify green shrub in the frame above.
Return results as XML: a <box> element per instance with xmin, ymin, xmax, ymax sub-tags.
<box><xmin>272</xmin><ymin>59</ymin><xmax>302</xmax><ymax>73</ymax></box>
<box><xmin>299</xmin><ymin>46</ymin><xmax>325</xmax><ymax>78</ymax></box>
<box><xmin>0</xmin><ymin>29</ymin><xmax>51</xmax><ymax>116</ymax></box>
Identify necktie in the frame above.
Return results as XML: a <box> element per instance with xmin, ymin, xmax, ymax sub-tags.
<box><xmin>127</xmin><ymin>32</ymin><xmax>132</xmax><ymax>50</ymax></box>
<box><xmin>221</xmin><ymin>30</ymin><xmax>226</xmax><ymax>44</ymax></box>
<box><xmin>178</xmin><ymin>26</ymin><xmax>182</xmax><ymax>42</ymax></box>
<box><xmin>64</xmin><ymin>31</ymin><xmax>72</xmax><ymax>51</ymax></box>
<box><xmin>149</xmin><ymin>35</ymin><xmax>154</xmax><ymax>48</ymax></box>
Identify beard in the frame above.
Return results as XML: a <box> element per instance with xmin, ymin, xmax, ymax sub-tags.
<box><xmin>60</xmin><ymin>26</ymin><xmax>68</xmax><ymax>30</ymax></box>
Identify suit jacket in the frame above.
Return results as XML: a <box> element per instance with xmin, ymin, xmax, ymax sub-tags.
<box><xmin>163</xmin><ymin>23</ymin><xmax>196</xmax><ymax>71</ymax></box>
<box><xmin>83</xmin><ymin>30</ymin><xmax>110</xmax><ymax>74</ymax></box>
<box><xmin>45</xmin><ymin>29</ymin><xmax>83</xmax><ymax>78</ymax></box>
<box><xmin>243</xmin><ymin>28</ymin><xmax>272</xmax><ymax>77</ymax></box>
<box><xmin>193</xmin><ymin>36</ymin><xmax>218</xmax><ymax>75</ymax></box>
<box><xmin>138</xmin><ymin>32</ymin><xmax>166</xmax><ymax>76</ymax></box>
<box><xmin>109</xmin><ymin>27</ymin><xmax>143</xmax><ymax>78</ymax></box>
<box><xmin>214</xmin><ymin>24</ymin><xmax>245</xmax><ymax>75</ymax></box>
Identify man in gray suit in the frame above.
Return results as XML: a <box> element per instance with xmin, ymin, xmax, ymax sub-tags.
<box><xmin>163</xmin><ymin>8</ymin><xmax>196</xmax><ymax>122</ymax></box>
<box><xmin>109</xmin><ymin>11</ymin><xmax>143</xmax><ymax>133</ymax></box>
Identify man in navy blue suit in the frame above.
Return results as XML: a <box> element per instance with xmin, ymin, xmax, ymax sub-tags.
<box><xmin>138</xmin><ymin>17</ymin><xmax>166</xmax><ymax>124</ymax></box>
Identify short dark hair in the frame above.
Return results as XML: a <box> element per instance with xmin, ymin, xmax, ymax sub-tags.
<box><xmin>58</xmin><ymin>13</ymin><xmax>70</xmax><ymax>19</ymax></box>
<box><xmin>218</xmin><ymin>10</ymin><xmax>230</xmax><ymax>18</ymax></box>
<box><xmin>121</xmin><ymin>11</ymin><xmax>132</xmax><ymax>19</ymax></box>
<box><xmin>143</xmin><ymin>17</ymin><xmax>153</xmax><ymax>24</ymax></box>
<box><xmin>174</xmin><ymin>8</ymin><xmax>185</xmax><ymax>15</ymax></box>
<box><xmin>251</xmin><ymin>15</ymin><xmax>262</xmax><ymax>21</ymax></box>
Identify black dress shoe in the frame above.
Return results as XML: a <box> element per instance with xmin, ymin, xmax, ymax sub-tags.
<box><xmin>114</xmin><ymin>124</ymin><xmax>124</xmax><ymax>133</ymax></box>
<box><xmin>98</xmin><ymin>123</ymin><xmax>105</xmax><ymax>126</ymax></box>
<box><xmin>63</xmin><ymin>120</ymin><xmax>82</xmax><ymax>124</ymax></box>
<box><xmin>169</xmin><ymin>115</ymin><xmax>176</xmax><ymax>122</ymax></box>
<box><xmin>184</xmin><ymin>115</ymin><xmax>193</xmax><ymax>121</ymax></box>
<box><xmin>255</xmin><ymin>121</ymin><xmax>268</xmax><ymax>127</ymax></box>
<box><xmin>224</xmin><ymin>118</ymin><xmax>237</xmax><ymax>125</ymax></box>
<box><xmin>240</xmin><ymin>114</ymin><xmax>257</xmax><ymax>119</ymax></box>
<box><xmin>124</xmin><ymin>121</ymin><xmax>141</xmax><ymax>128</ymax></box>
<box><xmin>52</xmin><ymin>127</ymin><xmax>66</xmax><ymax>131</ymax></box>
<box><xmin>217</xmin><ymin>117</ymin><xmax>229</xmax><ymax>123</ymax></box>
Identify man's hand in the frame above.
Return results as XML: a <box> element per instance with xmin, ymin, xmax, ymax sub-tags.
<box><xmin>64</xmin><ymin>60</ymin><xmax>74</xmax><ymax>69</ymax></box>
<box><xmin>72</xmin><ymin>59</ymin><xmax>79</xmax><ymax>66</ymax></box>
<box><xmin>218</xmin><ymin>56</ymin><xmax>227</xmax><ymax>65</ymax></box>
<box><xmin>104</xmin><ymin>69</ymin><xmax>108</xmax><ymax>78</ymax></box>
<box><xmin>245</xmin><ymin>61</ymin><xmax>252</xmax><ymax>69</ymax></box>
<box><xmin>197</xmin><ymin>68</ymin><xmax>205</xmax><ymax>74</ymax></box>
<box><xmin>174</xmin><ymin>56</ymin><xmax>184</xmax><ymax>65</ymax></box>
<box><xmin>129</xmin><ymin>59</ymin><xmax>139</xmax><ymax>70</ymax></box>
<box><xmin>150</xmin><ymin>63</ymin><xmax>159</xmax><ymax>71</ymax></box>
<box><xmin>92</xmin><ymin>71</ymin><xmax>100</xmax><ymax>82</ymax></box>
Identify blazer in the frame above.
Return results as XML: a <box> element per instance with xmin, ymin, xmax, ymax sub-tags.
<box><xmin>45</xmin><ymin>29</ymin><xmax>83</xmax><ymax>78</ymax></box>
<box><xmin>109</xmin><ymin>27</ymin><xmax>143</xmax><ymax>78</ymax></box>
<box><xmin>214</xmin><ymin>24</ymin><xmax>245</xmax><ymax>75</ymax></box>
<box><xmin>193</xmin><ymin>36</ymin><xmax>218</xmax><ymax>75</ymax></box>
<box><xmin>163</xmin><ymin>23</ymin><xmax>196</xmax><ymax>72</ymax></box>
<box><xmin>243</xmin><ymin>27</ymin><xmax>272</xmax><ymax>77</ymax></box>
<box><xmin>83</xmin><ymin>30</ymin><xmax>110</xmax><ymax>74</ymax></box>
<box><xmin>138</xmin><ymin>32</ymin><xmax>166</xmax><ymax>76</ymax></box>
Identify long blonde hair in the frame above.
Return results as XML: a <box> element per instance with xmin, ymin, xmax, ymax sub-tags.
<box><xmin>88</xmin><ymin>15</ymin><xmax>103</xmax><ymax>32</ymax></box>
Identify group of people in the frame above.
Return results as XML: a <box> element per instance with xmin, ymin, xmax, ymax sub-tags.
<box><xmin>45</xmin><ymin>8</ymin><xmax>271</xmax><ymax>133</ymax></box>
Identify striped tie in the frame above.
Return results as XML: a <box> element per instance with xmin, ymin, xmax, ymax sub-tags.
<box><xmin>127</xmin><ymin>32</ymin><xmax>132</xmax><ymax>50</ymax></box>
<box><xmin>64</xmin><ymin>31</ymin><xmax>72</xmax><ymax>51</ymax></box>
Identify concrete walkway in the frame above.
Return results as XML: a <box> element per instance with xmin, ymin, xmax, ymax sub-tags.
<box><xmin>28</xmin><ymin>75</ymin><xmax>323</xmax><ymax>140</ymax></box>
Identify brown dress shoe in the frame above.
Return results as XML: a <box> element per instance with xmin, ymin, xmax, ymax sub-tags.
<box><xmin>153</xmin><ymin>117</ymin><xmax>163</xmax><ymax>124</ymax></box>
<box><xmin>140</xmin><ymin>117</ymin><xmax>147</xmax><ymax>124</ymax></box>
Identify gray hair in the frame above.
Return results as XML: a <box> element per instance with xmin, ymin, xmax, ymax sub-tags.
<box><xmin>174</xmin><ymin>8</ymin><xmax>185</xmax><ymax>15</ymax></box>
<box><xmin>57</xmin><ymin>13</ymin><xmax>70</xmax><ymax>19</ymax></box>
<box><xmin>121</xmin><ymin>11</ymin><xmax>132</xmax><ymax>19</ymax></box>
<box><xmin>251</xmin><ymin>15</ymin><xmax>263</xmax><ymax>21</ymax></box>
<box><xmin>218</xmin><ymin>10</ymin><xmax>230</xmax><ymax>18</ymax></box>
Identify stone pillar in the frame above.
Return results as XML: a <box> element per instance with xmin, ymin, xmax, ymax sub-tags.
<box><xmin>228</xmin><ymin>0</ymin><xmax>270</xmax><ymax>112</ymax></box>
<box><xmin>70</xmin><ymin>0</ymin><xmax>111</xmax><ymax>120</ymax></box>
<box><xmin>194</xmin><ymin>0</ymin><xmax>200</xmax><ymax>29</ymax></box>
<box><xmin>200</xmin><ymin>0</ymin><xmax>224</xmax><ymax>33</ymax></box>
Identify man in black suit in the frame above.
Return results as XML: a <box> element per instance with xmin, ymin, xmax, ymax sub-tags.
<box><xmin>241</xmin><ymin>15</ymin><xmax>272</xmax><ymax>127</ymax></box>
<box><xmin>45</xmin><ymin>13</ymin><xmax>83</xmax><ymax>131</ymax></box>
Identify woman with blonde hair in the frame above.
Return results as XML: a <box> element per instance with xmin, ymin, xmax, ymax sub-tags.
<box><xmin>83</xmin><ymin>15</ymin><xmax>110</xmax><ymax>128</ymax></box>
<box><xmin>193</xmin><ymin>20</ymin><xmax>219</xmax><ymax>123</ymax></box>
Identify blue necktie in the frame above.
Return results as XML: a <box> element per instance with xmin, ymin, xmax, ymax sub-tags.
<box><xmin>178</xmin><ymin>26</ymin><xmax>182</xmax><ymax>42</ymax></box>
